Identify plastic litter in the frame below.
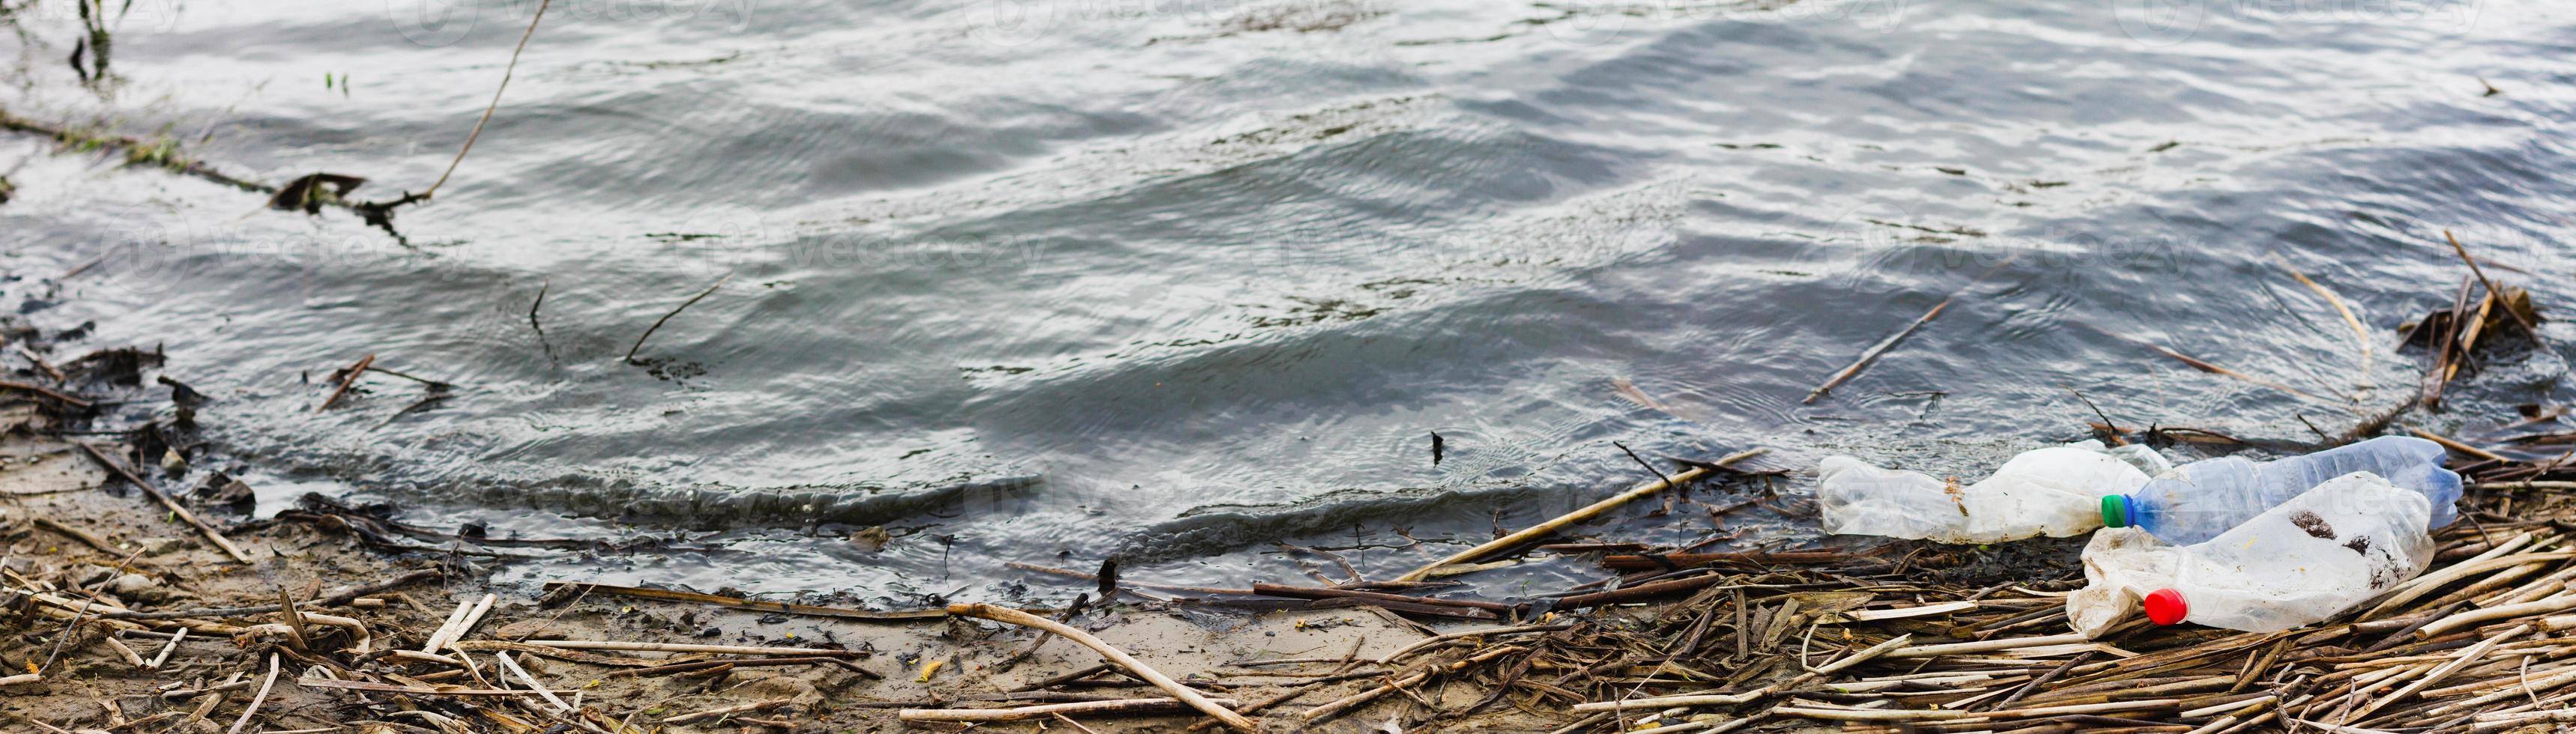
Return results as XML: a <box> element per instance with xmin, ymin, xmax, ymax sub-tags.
<box><xmin>2066</xmin><ymin>471</ymin><xmax>2434</xmax><ymax>635</ymax></box>
<box><xmin>2099</xmin><ymin>436</ymin><xmax>2461</xmax><ymax>545</ymax></box>
<box><xmin>1818</xmin><ymin>440</ymin><xmax>2170</xmax><ymax>544</ymax></box>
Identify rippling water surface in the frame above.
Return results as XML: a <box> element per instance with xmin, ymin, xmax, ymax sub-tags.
<box><xmin>2</xmin><ymin>0</ymin><xmax>2571</xmax><ymax>598</ymax></box>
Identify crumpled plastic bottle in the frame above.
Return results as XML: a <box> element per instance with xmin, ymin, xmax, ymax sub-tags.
<box><xmin>2099</xmin><ymin>436</ymin><xmax>2461</xmax><ymax>545</ymax></box>
<box><xmin>2066</xmin><ymin>471</ymin><xmax>2434</xmax><ymax>636</ymax></box>
<box><xmin>1818</xmin><ymin>440</ymin><xmax>2172</xmax><ymax>544</ymax></box>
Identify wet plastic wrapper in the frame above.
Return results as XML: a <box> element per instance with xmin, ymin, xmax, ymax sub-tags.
<box><xmin>2066</xmin><ymin>471</ymin><xmax>2434</xmax><ymax>637</ymax></box>
<box><xmin>1818</xmin><ymin>440</ymin><xmax>2168</xmax><ymax>544</ymax></box>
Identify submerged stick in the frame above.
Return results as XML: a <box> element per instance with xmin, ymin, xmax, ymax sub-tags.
<box><xmin>2443</xmin><ymin>230</ymin><xmax>2535</xmax><ymax>336</ymax></box>
<box><xmin>2271</xmin><ymin>252</ymin><xmax>2373</xmax><ymax>389</ymax></box>
<box><xmin>315</xmin><ymin>354</ymin><xmax>375</xmax><ymax>413</ymax></box>
<box><xmin>1806</xmin><ymin>298</ymin><xmax>1951</xmax><ymax>404</ymax></box>
<box><xmin>2086</xmin><ymin>324</ymin><xmax>2341</xmax><ymax>405</ymax></box>
<box><xmin>76</xmin><ymin>443</ymin><xmax>251</xmax><ymax>563</ymax></box>
<box><xmin>1391</xmin><ymin>448</ymin><xmax>1765</xmax><ymax>583</ymax></box>
<box><xmin>948</xmin><ymin>603</ymin><xmax>1256</xmax><ymax>732</ymax></box>
<box><xmin>625</xmin><ymin>273</ymin><xmax>731</xmax><ymax>363</ymax></box>
<box><xmin>1805</xmin><ymin>254</ymin><xmax>2016</xmax><ymax>404</ymax></box>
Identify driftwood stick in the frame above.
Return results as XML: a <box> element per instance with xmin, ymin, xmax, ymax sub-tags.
<box><xmin>315</xmin><ymin>354</ymin><xmax>375</xmax><ymax>412</ymax></box>
<box><xmin>0</xmin><ymin>379</ymin><xmax>94</xmax><ymax>407</ymax></box>
<box><xmin>76</xmin><ymin>442</ymin><xmax>252</xmax><ymax>563</ymax></box>
<box><xmin>520</xmin><ymin>640</ymin><xmax>868</xmax><ymax>658</ymax></box>
<box><xmin>1806</xmin><ymin>297</ymin><xmax>1953</xmax><ymax>404</ymax></box>
<box><xmin>626</xmin><ymin>273</ymin><xmax>731</xmax><ymax>363</ymax></box>
<box><xmin>1805</xmin><ymin>254</ymin><xmax>2016</xmax><ymax>404</ymax></box>
<box><xmin>1391</xmin><ymin>448</ymin><xmax>1765</xmax><ymax>582</ymax></box>
<box><xmin>948</xmin><ymin>603</ymin><xmax>1255</xmax><ymax>731</ymax></box>
<box><xmin>899</xmin><ymin>697</ymin><xmax>1242</xmax><ymax>723</ymax></box>
<box><xmin>2443</xmin><ymin>230</ymin><xmax>2536</xmax><ymax>336</ymax></box>
<box><xmin>30</xmin><ymin>518</ymin><xmax>123</xmax><ymax>556</ymax></box>
<box><xmin>103</xmin><ymin>568</ymin><xmax>441</xmax><ymax>619</ymax></box>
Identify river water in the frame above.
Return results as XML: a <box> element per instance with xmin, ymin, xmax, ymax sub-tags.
<box><xmin>1</xmin><ymin>0</ymin><xmax>2570</xmax><ymax>601</ymax></box>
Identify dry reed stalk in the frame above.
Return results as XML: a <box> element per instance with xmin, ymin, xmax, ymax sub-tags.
<box><xmin>949</xmin><ymin>603</ymin><xmax>1255</xmax><ymax>731</ymax></box>
<box><xmin>1389</xmin><ymin>449</ymin><xmax>1766</xmax><ymax>582</ymax></box>
<box><xmin>898</xmin><ymin>697</ymin><xmax>1241</xmax><ymax>722</ymax></box>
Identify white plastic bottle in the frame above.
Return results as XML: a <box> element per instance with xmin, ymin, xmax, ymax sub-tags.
<box><xmin>1818</xmin><ymin>441</ymin><xmax>2170</xmax><ymax>544</ymax></box>
<box><xmin>2100</xmin><ymin>436</ymin><xmax>2461</xmax><ymax>545</ymax></box>
<box><xmin>2066</xmin><ymin>472</ymin><xmax>2434</xmax><ymax>636</ymax></box>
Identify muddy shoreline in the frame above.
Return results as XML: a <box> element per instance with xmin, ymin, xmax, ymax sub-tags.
<box><xmin>6</xmin><ymin>425</ymin><xmax>1530</xmax><ymax>732</ymax></box>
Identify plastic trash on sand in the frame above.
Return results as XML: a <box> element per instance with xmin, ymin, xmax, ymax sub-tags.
<box><xmin>2101</xmin><ymin>436</ymin><xmax>2462</xmax><ymax>545</ymax></box>
<box><xmin>1818</xmin><ymin>440</ymin><xmax>2170</xmax><ymax>544</ymax></box>
<box><xmin>2066</xmin><ymin>471</ymin><xmax>2434</xmax><ymax>636</ymax></box>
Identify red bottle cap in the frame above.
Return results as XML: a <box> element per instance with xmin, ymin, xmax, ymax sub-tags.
<box><xmin>2143</xmin><ymin>589</ymin><xmax>2188</xmax><ymax>625</ymax></box>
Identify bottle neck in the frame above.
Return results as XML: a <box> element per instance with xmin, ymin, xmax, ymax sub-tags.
<box><xmin>2126</xmin><ymin>494</ymin><xmax>2160</xmax><ymax>533</ymax></box>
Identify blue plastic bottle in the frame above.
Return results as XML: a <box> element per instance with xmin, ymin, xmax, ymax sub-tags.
<box><xmin>2099</xmin><ymin>436</ymin><xmax>2461</xmax><ymax>545</ymax></box>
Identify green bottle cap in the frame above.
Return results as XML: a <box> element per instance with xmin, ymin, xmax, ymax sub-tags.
<box><xmin>2101</xmin><ymin>495</ymin><xmax>2129</xmax><ymax>527</ymax></box>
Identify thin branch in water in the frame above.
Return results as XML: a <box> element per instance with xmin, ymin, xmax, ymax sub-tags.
<box><xmin>2270</xmin><ymin>251</ymin><xmax>2373</xmax><ymax>391</ymax></box>
<box><xmin>626</xmin><ymin>273</ymin><xmax>732</xmax><ymax>363</ymax></box>
<box><xmin>316</xmin><ymin>354</ymin><xmax>375</xmax><ymax>412</ymax></box>
<box><xmin>1613</xmin><ymin>440</ymin><xmax>1680</xmax><ymax>515</ymax></box>
<box><xmin>527</xmin><ymin>277</ymin><xmax>556</xmax><ymax>361</ymax></box>
<box><xmin>344</xmin><ymin>0</ymin><xmax>553</xmax><ymax>235</ymax></box>
<box><xmin>2297</xmin><ymin>413</ymin><xmax>2334</xmax><ymax>444</ymax></box>
<box><xmin>2063</xmin><ymin>386</ymin><xmax>2126</xmax><ymax>445</ymax></box>
<box><xmin>2082</xmin><ymin>324</ymin><xmax>2343</xmax><ymax>407</ymax></box>
<box><xmin>426</xmin><ymin>0</ymin><xmax>552</xmax><ymax>198</ymax></box>
<box><xmin>361</xmin><ymin>365</ymin><xmax>451</xmax><ymax>389</ymax></box>
<box><xmin>1804</xmin><ymin>254</ymin><xmax>2018</xmax><ymax>404</ymax></box>
<box><xmin>2444</xmin><ymin>230</ymin><xmax>2536</xmax><ymax>335</ymax></box>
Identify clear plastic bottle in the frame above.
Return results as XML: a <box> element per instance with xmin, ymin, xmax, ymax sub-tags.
<box><xmin>1818</xmin><ymin>441</ymin><xmax>2167</xmax><ymax>544</ymax></box>
<box><xmin>2066</xmin><ymin>471</ymin><xmax>2434</xmax><ymax>635</ymax></box>
<box><xmin>2099</xmin><ymin>436</ymin><xmax>2460</xmax><ymax>545</ymax></box>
